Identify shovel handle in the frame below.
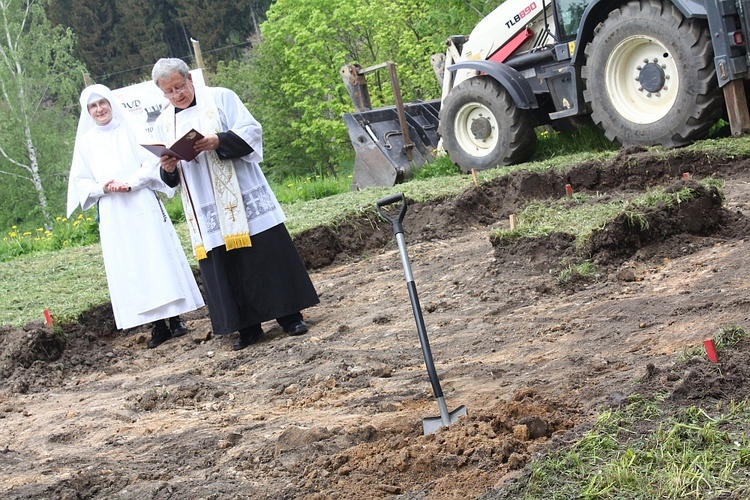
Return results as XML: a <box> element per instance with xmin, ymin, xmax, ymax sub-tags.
<box><xmin>376</xmin><ymin>193</ymin><xmax>407</xmax><ymax>235</ymax></box>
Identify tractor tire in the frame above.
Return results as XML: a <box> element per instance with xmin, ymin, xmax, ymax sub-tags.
<box><xmin>439</xmin><ymin>76</ymin><xmax>536</xmax><ymax>173</ymax></box>
<box><xmin>581</xmin><ymin>0</ymin><xmax>723</xmax><ymax>148</ymax></box>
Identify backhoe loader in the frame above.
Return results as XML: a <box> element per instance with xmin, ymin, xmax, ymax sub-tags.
<box><xmin>342</xmin><ymin>0</ymin><xmax>750</xmax><ymax>189</ymax></box>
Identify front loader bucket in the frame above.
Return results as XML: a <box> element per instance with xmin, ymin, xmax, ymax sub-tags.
<box><xmin>345</xmin><ymin>99</ymin><xmax>441</xmax><ymax>190</ymax></box>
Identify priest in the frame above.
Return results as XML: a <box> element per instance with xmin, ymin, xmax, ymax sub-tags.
<box><xmin>150</xmin><ymin>58</ymin><xmax>319</xmax><ymax>351</ymax></box>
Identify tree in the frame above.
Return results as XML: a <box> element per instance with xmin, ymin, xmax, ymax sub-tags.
<box><xmin>215</xmin><ymin>0</ymin><xmax>487</xmax><ymax>181</ymax></box>
<box><xmin>0</xmin><ymin>0</ymin><xmax>84</xmax><ymax>227</ymax></box>
<box><xmin>46</xmin><ymin>0</ymin><xmax>272</xmax><ymax>87</ymax></box>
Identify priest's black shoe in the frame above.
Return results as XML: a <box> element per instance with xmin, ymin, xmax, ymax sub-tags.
<box><xmin>285</xmin><ymin>320</ymin><xmax>308</xmax><ymax>337</ymax></box>
<box><xmin>233</xmin><ymin>329</ymin><xmax>264</xmax><ymax>351</ymax></box>
<box><xmin>169</xmin><ymin>316</ymin><xmax>189</xmax><ymax>337</ymax></box>
<box><xmin>148</xmin><ymin>322</ymin><xmax>172</xmax><ymax>349</ymax></box>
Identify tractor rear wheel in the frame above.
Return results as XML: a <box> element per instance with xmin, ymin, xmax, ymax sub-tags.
<box><xmin>582</xmin><ymin>0</ymin><xmax>723</xmax><ymax>148</ymax></box>
<box><xmin>439</xmin><ymin>76</ymin><xmax>536</xmax><ymax>173</ymax></box>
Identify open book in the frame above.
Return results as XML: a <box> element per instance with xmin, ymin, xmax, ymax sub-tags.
<box><xmin>141</xmin><ymin>129</ymin><xmax>204</xmax><ymax>161</ymax></box>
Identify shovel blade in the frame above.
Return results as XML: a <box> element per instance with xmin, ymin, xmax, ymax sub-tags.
<box><xmin>422</xmin><ymin>404</ymin><xmax>468</xmax><ymax>435</ymax></box>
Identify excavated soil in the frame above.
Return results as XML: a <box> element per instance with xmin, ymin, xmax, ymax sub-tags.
<box><xmin>2</xmin><ymin>146</ymin><xmax>750</xmax><ymax>498</ymax></box>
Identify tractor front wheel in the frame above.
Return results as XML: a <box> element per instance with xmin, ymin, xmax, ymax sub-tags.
<box><xmin>439</xmin><ymin>76</ymin><xmax>536</xmax><ymax>173</ymax></box>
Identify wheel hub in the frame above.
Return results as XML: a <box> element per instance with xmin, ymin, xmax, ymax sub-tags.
<box><xmin>637</xmin><ymin>61</ymin><xmax>666</xmax><ymax>93</ymax></box>
<box><xmin>470</xmin><ymin>116</ymin><xmax>493</xmax><ymax>141</ymax></box>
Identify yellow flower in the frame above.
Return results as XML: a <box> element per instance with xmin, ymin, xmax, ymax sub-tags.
<box><xmin>77</xmin><ymin>213</ymin><xmax>83</xmax><ymax>219</ymax></box>
<box><xmin>23</xmin><ymin>232</ymin><xmax>31</xmax><ymax>236</ymax></box>
<box><xmin>12</xmin><ymin>225</ymin><xmax>17</xmax><ymax>229</ymax></box>
<box><xmin>55</xmin><ymin>216</ymin><xmax>62</xmax><ymax>221</ymax></box>
<box><xmin>9</xmin><ymin>232</ymin><xmax>17</xmax><ymax>238</ymax></box>
<box><xmin>86</xmin><ymin>217</ymin><xmax>93</xmax><ymax>222</ymax></box>
<box><xmin>73</xmin><ymin>220</ymin><xmax>80</xmax><ymax>227</ymax></box>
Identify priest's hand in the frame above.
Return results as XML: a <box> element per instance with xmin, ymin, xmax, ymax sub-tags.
<box><xmin>194</xmin><ymin>133</ymin><xmax>220</xmax><ymax>152</ymax></box>
<box><xmin>160</xmin><ymin>155</ymin><xmax>180</xmax><ymax>173</ymax></box>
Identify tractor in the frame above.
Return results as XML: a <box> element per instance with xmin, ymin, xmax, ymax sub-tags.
<box><xmin>341</xmin><ymin>0</ymin><xmax>750</xmax><ymax>189</ymax></box>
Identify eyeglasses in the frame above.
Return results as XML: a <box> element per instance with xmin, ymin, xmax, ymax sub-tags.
<box><xmin>163</xmin><ymin>82</ymin><xmax>189</xmax><ymax>98</ymax></box>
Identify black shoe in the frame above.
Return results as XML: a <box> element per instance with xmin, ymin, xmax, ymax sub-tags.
<box><xmin>169</xmin><ymin>317</ymin><xmax>189</xmax><ymax>337</ymax></box>
<box><xmin>148</xmin><ymin>323</ymin><xmax>172</xmax><ymax>349</ymax></box>
<box><xmin>285</xmin><ymin>320</ymin><xmax>309</xmax><ymax>337</ymax></box>
<box><xmin>233</xmin><ymin>330</ymin><xmax>264</xmax><ymax>351</ymax></box>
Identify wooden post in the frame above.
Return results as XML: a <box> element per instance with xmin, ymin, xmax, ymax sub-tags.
<box><xmin>723</xmin><ymin>80</ymin><xmax>750</xmax><ymax>137</ymax></box>
<box><xmin>509</xmin><ymin>214</ymin><xmax>518</xmax><ymax>230</ymax></box>
<box><xmin>191</xmin><ymin>38</ymin><xmax>205</xmax><ymax>69</ymax></box>
<box><xmin>191</xmin><ymin>38</ymin><xmax>208</xmax><ymax>84</ymax></box>
<box><xmin>83</xmin><ymin>72</ymin><xmax>93</xmax><ymax>87</ymax></box>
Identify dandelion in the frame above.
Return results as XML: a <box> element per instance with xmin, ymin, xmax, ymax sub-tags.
<box><xmin>23</xmin><ymin>232</ymin><xmax>31</xmax><ymax>236</ymax></box>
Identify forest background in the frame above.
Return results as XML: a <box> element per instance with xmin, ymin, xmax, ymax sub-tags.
<box><xmin>0</xmin><ymin>0</ymin><xmax>500</xmax><ymax>232</ymax></box>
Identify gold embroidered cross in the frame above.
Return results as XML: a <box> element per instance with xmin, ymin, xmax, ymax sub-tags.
<box><xmin>225</xmin><ymin>201</ymin><xmax>238</xmax><ymax>221</ymax></box>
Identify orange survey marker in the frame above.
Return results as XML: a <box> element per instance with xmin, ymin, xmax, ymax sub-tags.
<box><xmin>704</xmin><ymin>339</ymin><xmax>718</xmax><ymax>363</ymax></box>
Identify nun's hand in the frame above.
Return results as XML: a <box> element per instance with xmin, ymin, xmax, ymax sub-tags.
<box><xmin>106</xmin><ymin>180</ymin><xmax>131</xmax><ymax>193</ymax></box>
<box><xmin>160</xmin><ymin>155</ymin><xmax>180</xmax><ymax>173</ymax></box>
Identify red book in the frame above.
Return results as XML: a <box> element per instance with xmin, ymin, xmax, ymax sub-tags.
<box><xmin>141</xmin><ymin>129</ymin><xmax>204</xmax><ymax>161</ymax></box>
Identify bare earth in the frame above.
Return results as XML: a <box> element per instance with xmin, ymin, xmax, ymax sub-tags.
<box><xmin>2</xmin><ymin>147</ymin><xmax>750</xmax><ymax>499</ymax></box>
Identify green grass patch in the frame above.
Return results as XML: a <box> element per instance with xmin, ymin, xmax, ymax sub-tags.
<box><xmin>491</xmin><ymin>182</ymin><xmax>719</xmax><ymax>250</ymax></box>
<box><xmin>272</xmin><ymin>173</ymin><xmax>354</xmax><ymax>203</ymax></box>
<box><xmin>558</xmin><ymin>260</ymin><xmax>598</xmax><ymax>284</ymax></box>
<box><xmin>533</xmin><ymin>122</ymin><xmax>619</xmax><ymax>161</ymax></box>
<box><xmin>524</xmin><ymin>397</ymin><xmax>750</xmax><ymax>499</ymax></box>
<box><xmin>679</xmin><ymin>325</ymin><xmax>748</xmax><ymax>362</ymax></box>
<box><xmin>0</xmin><ymin>214</ymin><xmax>100</xmax><ymax>262</ymax></box>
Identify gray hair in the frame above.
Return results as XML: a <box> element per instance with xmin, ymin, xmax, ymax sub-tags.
<box><xmin>152</xmin><ymin>58</ymin><xmax>189</xmax><ymax>86</ymax></box>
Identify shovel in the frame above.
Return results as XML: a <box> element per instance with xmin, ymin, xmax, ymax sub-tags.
<box><xmin>376</xmin><ymin>193</ymin><xmax>467</xmax><ymax>434</ymax></box>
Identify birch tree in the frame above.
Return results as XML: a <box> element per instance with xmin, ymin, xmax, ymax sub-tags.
<box><xmin>0</xmin><ymin>0</ymin><xmax>82</xmax><ymax>226</ymax></box>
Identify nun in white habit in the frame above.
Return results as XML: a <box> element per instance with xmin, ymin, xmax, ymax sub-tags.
<box><xmin>66</xmin><ymin>84</ymin><xmax>204</xmax><ymax>348</ymax></box>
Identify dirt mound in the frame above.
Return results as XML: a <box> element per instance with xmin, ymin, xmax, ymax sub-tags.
<box><xmin>2</xmin><ymin>146</ymin><xmax>750</xmax><ymax>499</ymax></box>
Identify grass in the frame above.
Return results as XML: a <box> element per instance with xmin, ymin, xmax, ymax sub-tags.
<box><xmin>678</xmin><ymin>325</ymin><xmax>749</xmax><ymax>362</ymax></box>
<box><xmin>518</xmin><ymin>325</ymin><xmax>749</xmax><ymax>498</ymax></box>
<box><xmin>491</xmin><ymin>182</ymin><xmax>718</xmax><ymax>250</ymax></box>
<box><xmin>528</xmin><ymin>401</ymin><xmax>750</xmax><ymax>498</ymax></box>
<box><xmin>524</xmin><ymin>393</ymin><xmax>750</xmax><ymax>499</ymax></box>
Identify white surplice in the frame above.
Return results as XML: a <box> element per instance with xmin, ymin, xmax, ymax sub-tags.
<box><xmin>152</xmin><ymin>86</ymin><xmax>286</xmax><ymax>255</ymax></box>
<box><xmin>69</xmin><ymin>118</ymin><xmax>205</xmax><ymax>329</ymax></box>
